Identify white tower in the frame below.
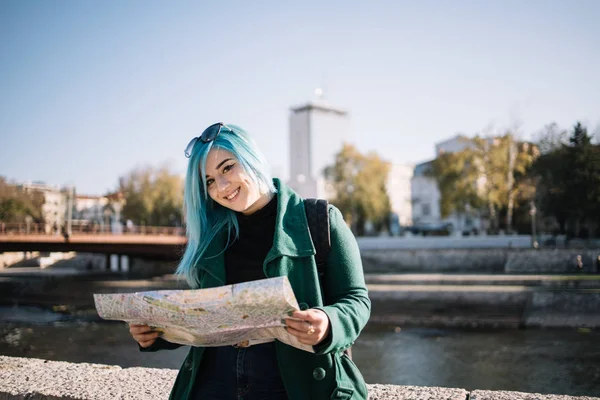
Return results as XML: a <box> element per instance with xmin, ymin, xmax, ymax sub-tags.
<box><xmin>288</xmin><ymin>99</ymin><xmax>350</xmax><ymax>199</ymax></box>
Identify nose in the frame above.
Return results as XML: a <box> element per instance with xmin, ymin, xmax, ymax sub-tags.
<box><xmin>215</xmin><ymin>175</ymin><xmax>231</xmax><ymax>193</ymax></box>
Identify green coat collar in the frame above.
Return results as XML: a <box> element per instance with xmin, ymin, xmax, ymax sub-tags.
<box><xmin>197</xmin><ymin>178</ymin><xmax>315</xmax><ymax>286</ymax></box>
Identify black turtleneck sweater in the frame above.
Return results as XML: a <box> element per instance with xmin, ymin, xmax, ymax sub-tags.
<box><xmin>225</xmin><ymin>194</ymin><xmax>278</xmax><ymax>285</ymax></box>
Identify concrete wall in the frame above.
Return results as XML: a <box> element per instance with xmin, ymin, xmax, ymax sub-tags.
<box><xmin>1</xmin><ymin>356</ymin><xmax>597</xmax><ymax>400</ymax></box>
<box><xmin>0</xmin><ymin>252</ymin><xmax>36</xmax><ymax>269</ymax></box>
<box><xmin>357</xmin><ymin>236</ymin><xmax>534</xmax><ymax>250</ymax></box>
<box><xmin>361</xmin><ymin>248</ymin><xmax>600</xmax><ymax>274</ymax></box>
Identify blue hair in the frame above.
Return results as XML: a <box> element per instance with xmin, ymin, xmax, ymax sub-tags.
<box><xmin>175</xmin><ymin>124</ymin><xmax>276</xmax><ymax>288</ymax></box>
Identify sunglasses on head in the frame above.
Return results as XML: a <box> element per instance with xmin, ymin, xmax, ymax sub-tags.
<box><xmin>184</xmin><ymin>122</ymin><xmax>233</xmax><ymax>158</ymax></box>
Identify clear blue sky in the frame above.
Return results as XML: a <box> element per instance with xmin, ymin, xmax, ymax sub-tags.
<box><xmin>1</xmin><ymin>0</ymin><xmax>599</xmax><ymax>195</ymax></box>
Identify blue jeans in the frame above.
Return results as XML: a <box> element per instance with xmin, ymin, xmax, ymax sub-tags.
<box><xmin>192</xmin><ymin>342</ymin><xmax>288</xmax><ymax>400</ymax></box>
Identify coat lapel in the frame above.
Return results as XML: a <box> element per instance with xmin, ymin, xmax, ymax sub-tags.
<box><xmin>264</xmin><ymin>179</ymin><xmax>315</xmax><ymax>265</ymax></box>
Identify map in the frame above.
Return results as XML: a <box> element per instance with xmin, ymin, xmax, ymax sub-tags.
<box><xmin>93</xmin><ymin>276</ymin><xmax>314</xmax><ymax>353</ymax></box>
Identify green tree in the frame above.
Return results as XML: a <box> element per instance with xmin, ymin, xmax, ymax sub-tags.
<box><xmin>324</xmin><ymin>144</ymin><xmax>391</xmax><ymax>236</ymax></box>
<box><xmin>535</xmin><ymin>122</ymin><xmax>568</xmax><ymax>154</ymax></box>
<box><xmin>565</xmin><ymin>122</ymin><xmax>600</xmax><ymax>236</ymax></box>
<box><xmin>430</xmin><ymin>150</ymin><xmax>481</xmax><ymax>221</ymax></box>
<box><xmin>532</xmin><ymin>122</ymin><xmax>600</xmax><ymax>236</ymax></box>
<box><xmin>0</xmin><ymin>177</ymin><xmax>44</xmax><ymax>223</ymax></box>
<box><xmin>499</xmin><ymin>134</ymin><xmax>539</xmax><ymax>233</ymax></box>
<box><xmin>118</xmin><ymin>165</ymin><xmax>184</xmax><ymax>226</ymax></box>
<box><xmin>431</xmin><ymin>132</ymin><xmax>538</xmax><ymax>234</ymax></box>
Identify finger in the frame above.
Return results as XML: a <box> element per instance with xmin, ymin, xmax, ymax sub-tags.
<box><xmin>128</xmin><ymin>323</ymin><xmax>147</xmax><ymax>327</ymax></box>
<box><xmin>284</xmin><ymin>318</ymin><xmax>312</xmax><ymax>332</ymax></box>
<box><xmin>290</xmin><ymin>310</ymin><xmax>314</xmax><ymax>321</ymax></box>
<box><xmin>129</xmin><ymin>326</ymin><xmax>154</xmax><ymax>335</ymax></box>
<box><xmin>134</xmin><ymin>331</ymin><xmax>160</xmax><ymax>342</ymax></box>
<box><xmin>285</xmin><ymin>325</ymin><xmax>318</xmax><ymax>339</ymax></box>
<box><xmin>297</xmin><ymin>337</ymin><xmax>318</xmax><ymax>345</ymax></box>
<box><xmin>139</xmin><ymin>339</ymin><xmax>157</xmax><ymax>348</ymax></box>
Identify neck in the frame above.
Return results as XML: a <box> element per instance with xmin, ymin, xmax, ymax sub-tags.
<box><xmin>241</xmin><ymin>191</ymin><xmax>275</xmax><ymax>216</ymax></box>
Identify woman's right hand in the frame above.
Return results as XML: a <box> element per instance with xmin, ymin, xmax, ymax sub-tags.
<box><xmin>128</xmin><ymin>323</ymin><xmax>160</xmax><ymax>348</ymax></box>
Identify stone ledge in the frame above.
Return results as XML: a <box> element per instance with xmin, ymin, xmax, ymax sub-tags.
<box><xmin>0</xmin><ymin>356</ymin><xmax>598</xmax><ymax>400</ymax></box>
<box><xmin>471</xmin><ymin>390</ymin><xmax>599</xmax><ymax>400</ymax></box>
<box><xmin>0</xmin><ymin>356</ymin><xmax>176</xmax><ymax>400</ymax></box>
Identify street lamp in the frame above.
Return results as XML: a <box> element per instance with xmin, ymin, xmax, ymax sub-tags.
<box><xmin>529</xmin><ymin>201</ymin><xmax>538</xmax><ymax>249</ymax></box>
<box><xmin>103</xmin><ymin>208</ymin><xmax>111</xmax><ymax>233</ymax></box>
<box><xmin>25</xmin><ymin>215</ymin><xmax>32</xmax><ymax>234</ymax></box>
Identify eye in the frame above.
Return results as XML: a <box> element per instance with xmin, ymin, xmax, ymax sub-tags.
<box><xmin>223</xmin><ymin>163</ymin><xmax>235</xmax><ymax>173</ymax></box>
<box><xmin>206</xmin><ymin>178</ymin><xmax>215</xmax><ymax>187</ymax></box>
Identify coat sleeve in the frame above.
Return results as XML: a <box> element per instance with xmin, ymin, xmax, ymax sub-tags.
<box><xmin>313</xmin><ymin>205</ymin><xmax>371</xmax><ymax>355</ymax></box>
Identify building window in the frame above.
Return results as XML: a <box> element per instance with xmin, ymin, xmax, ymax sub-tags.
<box><xmin>422</xmin><ymin>203</ymin><xmax>431</xmax><ymax>216</ymax></box>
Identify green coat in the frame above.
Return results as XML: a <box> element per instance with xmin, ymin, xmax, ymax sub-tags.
<box><xmin>154</xmin><ymin>179</ymin><xmax>371</xmax><ymax>399</ymax></box>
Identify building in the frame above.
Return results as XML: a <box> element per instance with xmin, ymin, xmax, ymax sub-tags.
<box><xmin>410</xmin><ymin>161</ymin><xmax>441</xmax><ymax>226</ymax></box>
<box><xmin>73</xmin><ymin>192</ymin><xmax>124</xmax><ymax>233</ymax></box>
<box><xmin>287</xmin><ymin>101</ymin><xmax>351</xmax><ymax>199</ymax></box>
<box><xmin>411</xmin><ymin>135</ymin><xmax>484</xmax><ymax>235</ymax></box>
<box><xmin>435</xmin><ymin>134</ymin><xmax>474</xmax><ymax>155</ymax></box>
<box><xmin>74</xmin><ymin>195</ymin><xmax>109</xmax><ymax>223</ymax></box>
<box><xmin>18</xmin><ymin>182</ymin><xmax>69</xmax><ymax>234</ymax></box>
<box><xmin>387</xmin><ymin>163</ymin><xmax>414</xmax><ymax>234</ymax></box>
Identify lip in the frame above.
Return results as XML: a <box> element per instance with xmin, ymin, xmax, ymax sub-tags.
<box><xmin>224</xmin><ymin>187</ymin><xmax>240</xmax><ymax>201</ymax></box>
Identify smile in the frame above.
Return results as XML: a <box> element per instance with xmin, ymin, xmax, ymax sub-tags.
<box><xmin>225</xmin><ymin>188</ymin><xmax>240</xmax><ymax>201</ymax></box>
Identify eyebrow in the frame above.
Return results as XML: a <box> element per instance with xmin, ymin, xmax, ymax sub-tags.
<box><xmin>206</xmin><ymin>158</ymin><xmax>234</xmax><ymax>178</ymax></box>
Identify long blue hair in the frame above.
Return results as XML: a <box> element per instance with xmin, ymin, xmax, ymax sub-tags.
<box><xmin>176</xmin><ymin>124</ymin><xmax>276</xmax><ymax>288</ymax></box>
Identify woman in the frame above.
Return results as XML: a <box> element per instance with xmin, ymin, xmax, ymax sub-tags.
<box><xmin>128</xmin><ymin>123</ymin><xmax>370</xmax><ymax>399</ymax></box>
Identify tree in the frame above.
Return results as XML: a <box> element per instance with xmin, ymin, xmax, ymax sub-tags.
<box><xmin>324</xmin><ymin>144</ymin><xmax>391</xmax><ymax>236</ymax></box>
<box><xmin>500</xmin><ymin>135</ymin><xmax>539</xmax><ymax>233</ymax></box>
<box><xmin>430</xmin><ymin>130</ymin><xmax>538</xmax><ymax>234</ymax></box>
<box><xmin>430</xmin><ymin>150</ymin><xmax>481</xmax><ymax>221</ymax></box>
<box><xmin>535</xmin><ymin>122</ymin><xmax>568</xmax><ymax>155</ymax></box>
<box><xmin>565</xmin><ymin>122</ymin><xmax>600</xmax><ymax>236</ymax></box>
<box><xmin>532</xmin><ymin>122</ymin><xmax>600</xmax><ymax>237</ymax></box>
<box><xmin>0</xmin><ymin>177</ymin><xmax>44</xmax><ymax>223</ymax></box>
<box><xmin>118</xmin><ymin>165</ymin><xmax>184</xmax><ymax>226</ymax></box>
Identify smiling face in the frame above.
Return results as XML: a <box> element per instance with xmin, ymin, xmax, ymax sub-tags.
<box><xmin>204</xmin><ymin>148</ymin><xmax>272</xmax><ymax>215</ymax></box>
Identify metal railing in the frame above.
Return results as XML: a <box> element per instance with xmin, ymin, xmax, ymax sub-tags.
<box><xmin>0</xmin><ymin>222</ymin><xmax>186</xmax><ymax>236</ymax></box>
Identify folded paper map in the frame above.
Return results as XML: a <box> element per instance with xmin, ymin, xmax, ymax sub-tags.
<box><xmin>93</xmin><ymin>276</ymin><xmax>313</xmax><ymax>353</ymax></box>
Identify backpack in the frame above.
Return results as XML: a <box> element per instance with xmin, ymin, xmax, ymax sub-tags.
<box><xmin>304</xmin><ymin>198</ymin><xmax>353</xmax><ymax>359</ymax></box>
<box><xmin>303</xmin><ymin>198</ymin><xmax>331</xmax><ymax>280</ymax></box>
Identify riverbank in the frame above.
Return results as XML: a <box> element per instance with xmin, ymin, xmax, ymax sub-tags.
<box><xmin>1</xmin><ymin>312</ymin><xmax>599</xmax><ymax>397</ymax></box>
<box><xmin>1</xmin><ymin>355</ymin><xmax>599</xmax><ymax>400</ymax></box>
<box><xmin>2</xmin><ymin>266</ymin><xmax>600</xmax><ymax>329</ymax></box>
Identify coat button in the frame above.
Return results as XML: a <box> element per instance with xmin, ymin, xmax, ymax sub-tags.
<box><xmin>312</xmin><ymin>367</ymin><xmax>326</xmax><ymax>381</ymax></box>
<box><xmin>184</xmin><ymin>359</ymin><xmax>192</xmax><ymax>371</ymax></box>
<box><xmin>299</xmin><ymin>302</ymin><xmax>309</xmax><ymax>311</ymax></box>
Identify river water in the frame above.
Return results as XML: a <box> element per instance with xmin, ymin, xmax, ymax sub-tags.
<box><xmin>0</xmin><ymin>307</ymin><xmax>598</xmax><ymax>397</ymax></box>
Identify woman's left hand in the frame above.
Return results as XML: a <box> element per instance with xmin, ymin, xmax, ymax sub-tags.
<box><xmin>284</xmin><ymin>309</ymin><xmax>331</xmax><ymax>346</ymax></box>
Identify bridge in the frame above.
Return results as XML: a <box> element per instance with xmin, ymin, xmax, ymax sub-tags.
<box><xmin>3</xmin><ymin>222</ymin><xmax>599</xmax><ymax>275</ymax></box>
<box><xmin>0</xmin><ymin>223</ymin><xmax>187</xmax><ymax>267</ymax></box>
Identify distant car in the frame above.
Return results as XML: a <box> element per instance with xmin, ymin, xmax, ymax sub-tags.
<box><xmin>409</xmin><ymin>223</ymin><xmax>453</xmax><ymax>236</ymax></box>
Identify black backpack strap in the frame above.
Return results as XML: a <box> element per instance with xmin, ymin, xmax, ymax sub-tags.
<box><xmin>304</xmin><ymin>199</ymin><xmax>353</xmax><ymax>359</ymax></box>
<box><xmin>304</xmin><ymin>198</ymin><xmax>331</xmax><ymax>280</ymax></box>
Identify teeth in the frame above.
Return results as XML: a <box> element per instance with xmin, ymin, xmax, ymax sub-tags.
<box><xmin>226</xmin><ymin>189</ymin><xmax>239</xmax><ymax>200</ymax></box>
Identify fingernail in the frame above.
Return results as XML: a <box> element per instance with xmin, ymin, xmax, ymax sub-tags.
<box><xmin>287</xmin><ymin>311</ymin><xmax>294</xmax><ymax>316</ymax></box>
<box><xmin>280</xmin><ymin>319</ymin><xmax>287</xmax><ymax>324</ymax></box>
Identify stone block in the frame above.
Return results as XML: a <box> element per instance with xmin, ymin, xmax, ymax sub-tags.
<box><xmin>471</xmin><ymin>389</ymin><xmax>599</xmax><ymax>400</ymax></box>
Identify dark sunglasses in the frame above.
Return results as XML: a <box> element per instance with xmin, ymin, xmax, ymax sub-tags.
<box><xmin>184</xmin><ymin>122</ymin><xmax>232</xmax><ymax>158</ymax></box>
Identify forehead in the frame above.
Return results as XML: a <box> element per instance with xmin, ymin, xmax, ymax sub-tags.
<box><xmin>205</xmin><ymin>148</ymin><xmax>236</xmax><ymax>172</ymax></box>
